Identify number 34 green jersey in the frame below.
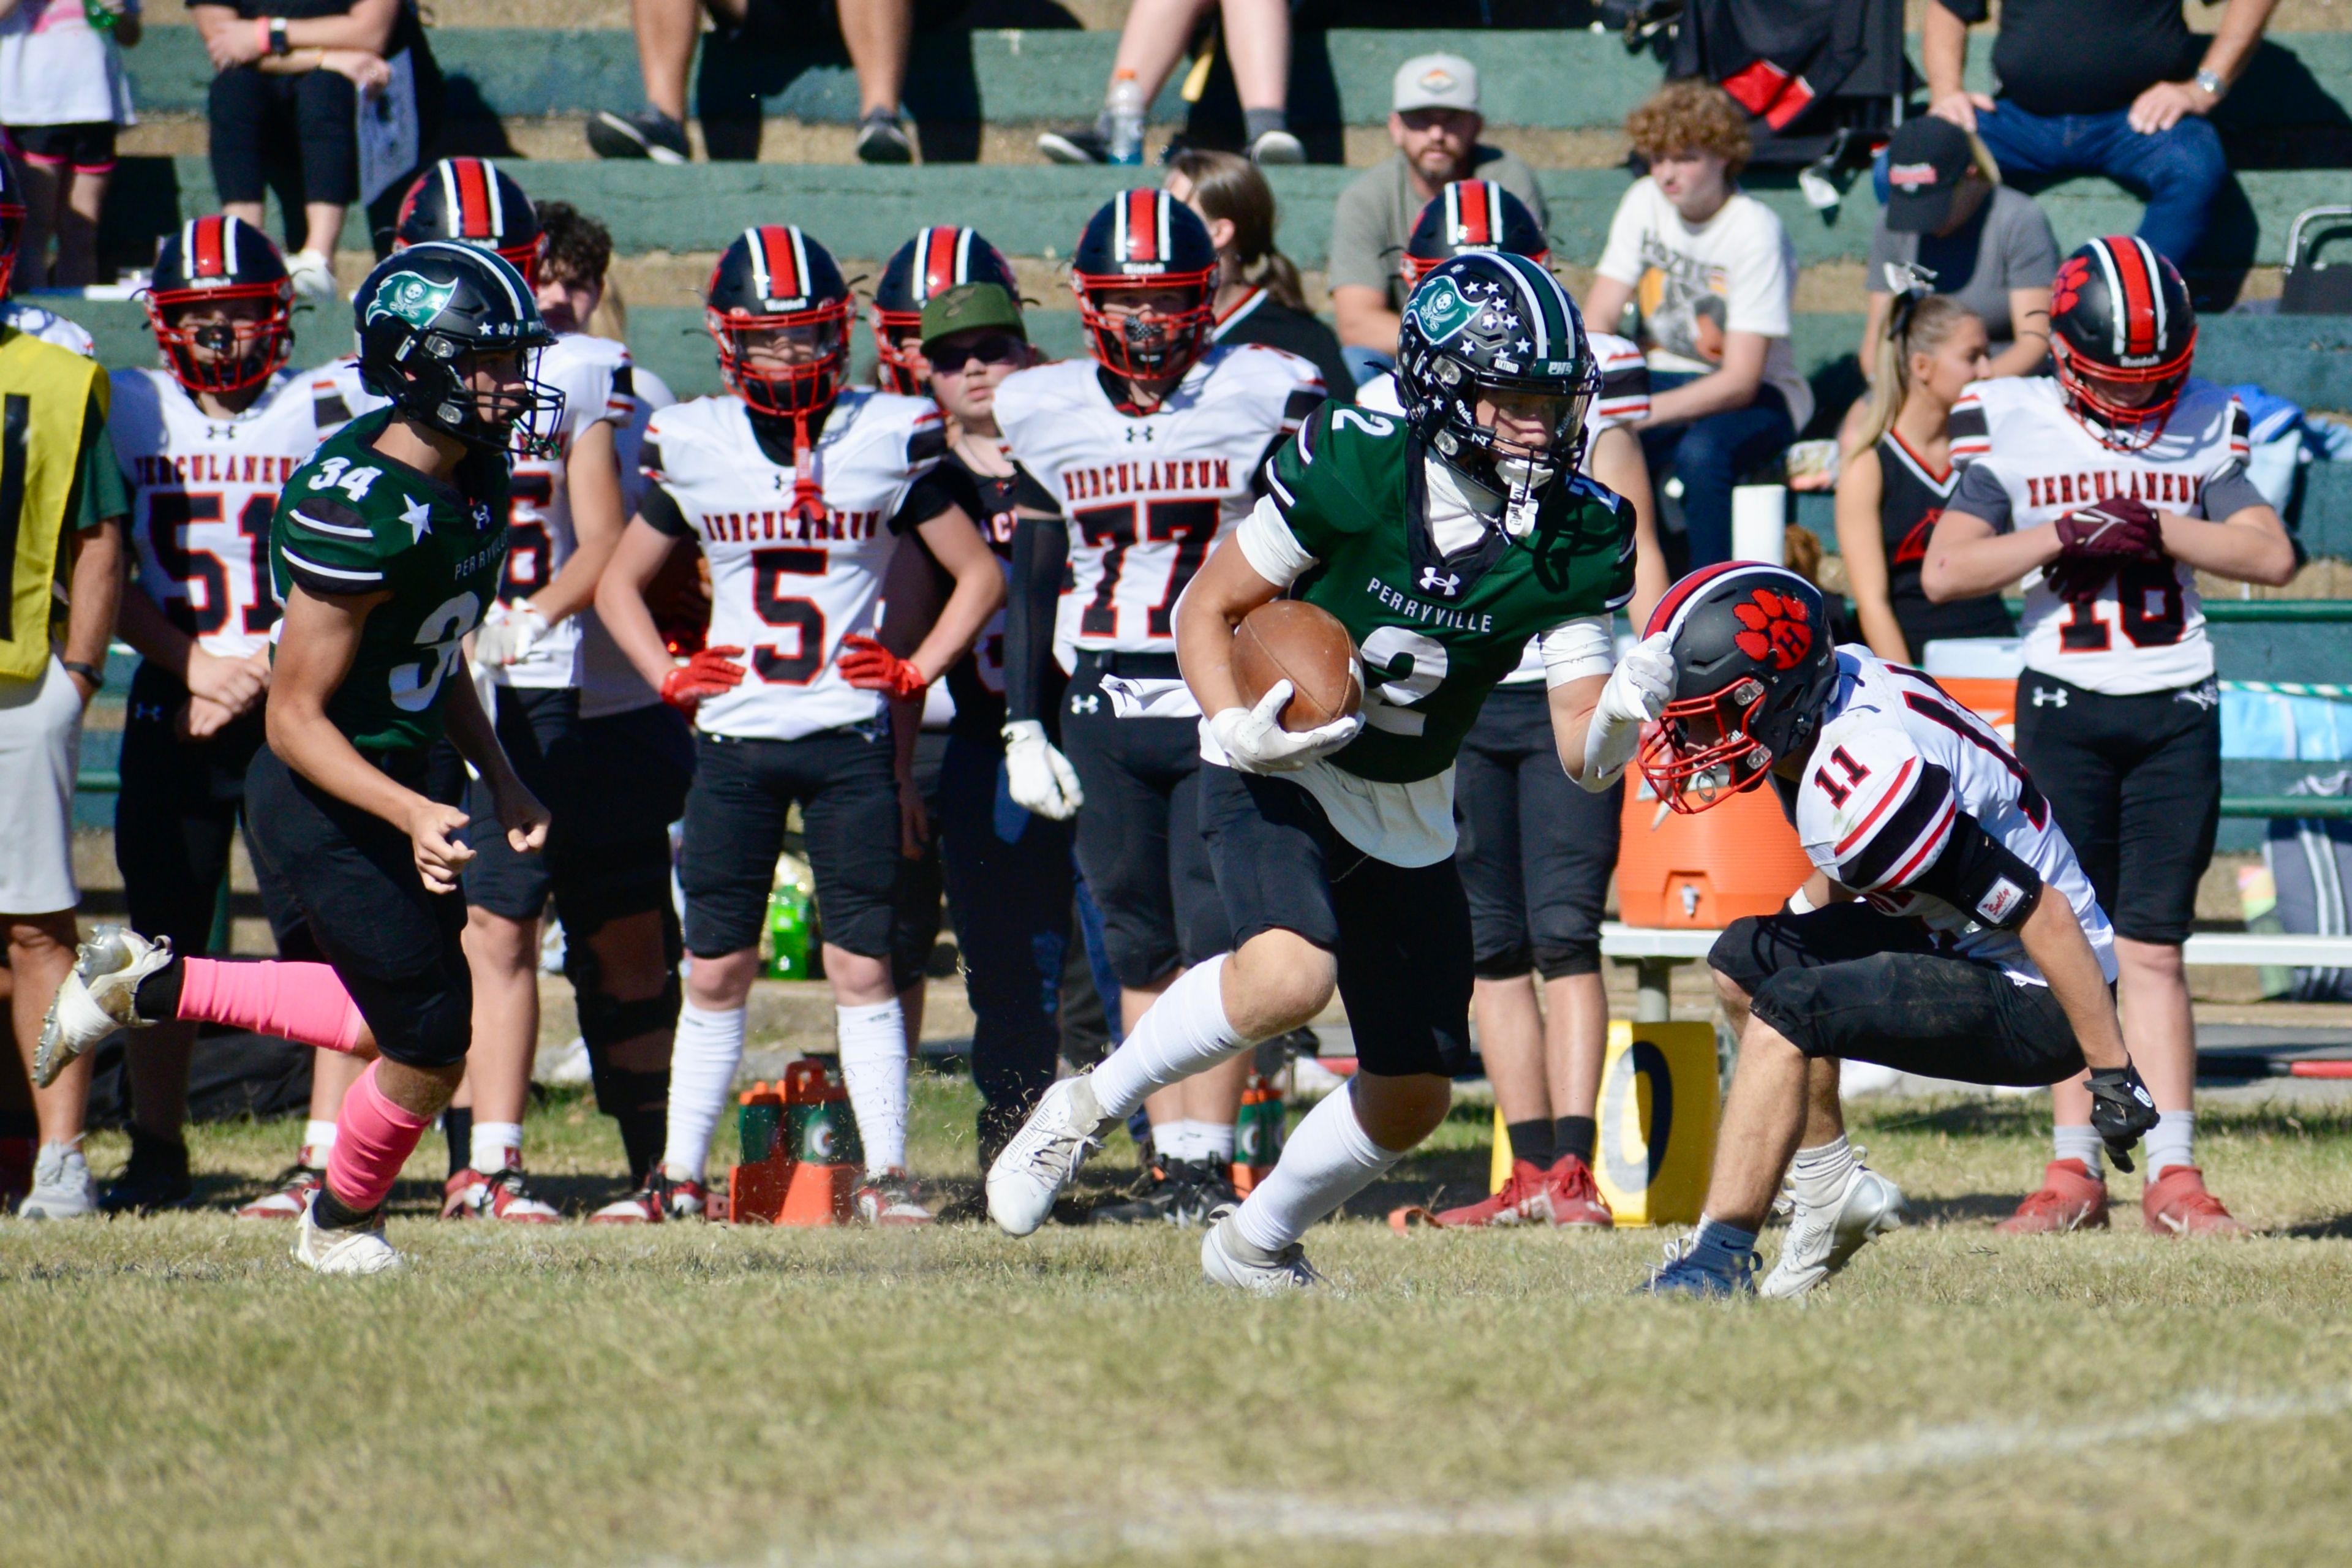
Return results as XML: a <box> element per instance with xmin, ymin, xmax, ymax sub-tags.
<box><xmin>270</xmin><ymin>409</ymin><xmax>510</xmax><ymax>750</ymax></box>
<box><xmin>1256</xmin><ymin>402</ymin><xmax>1634</xmax><ymax>784</ymax></box>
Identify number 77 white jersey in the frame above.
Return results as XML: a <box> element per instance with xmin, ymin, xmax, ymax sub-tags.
<box><xmin>993</xmin><ymin>341</ymin><xmax>1325</xmax><ymax>661</ymax></box>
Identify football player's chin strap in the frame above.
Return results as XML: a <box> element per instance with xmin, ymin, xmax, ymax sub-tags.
<box><xmin>785</xmin><ymin>410</ymin><xmax>827</xmax><ymax>528</ymax></box>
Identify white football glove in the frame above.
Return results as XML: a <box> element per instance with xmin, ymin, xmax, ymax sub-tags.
<box><xmin>1001</xmin><ymin>719</ymin><xmax>1084</xmax><ymax>820</ymax></box>
<box><xmin>1206</xmin><ymin>681</ymin><xmax>1365</xmax><ymax>775</ymax></box>
<box><xmin>1577</xmin><ymin>630</ymin><xmax>1676</xmax><ymax>790</ymax></box>
<box><xmin>473</xmin><ymin>601</ymin><xmax>549</xmax><ymax>668</ymax></box>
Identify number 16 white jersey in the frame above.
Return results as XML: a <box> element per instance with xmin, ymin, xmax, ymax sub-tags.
<box><xmin>638</xmin><ymin>386</ymin><xmax>945</xmax><ymax>741</ymax></box>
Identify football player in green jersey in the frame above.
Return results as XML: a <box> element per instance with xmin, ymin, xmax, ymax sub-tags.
<box><xmin>37</xmin><ymin>243</ymin><xmax>564</xmax><ymax>1273</ymax></box>
<box><xmin>989</xmin><ymin>254</ymin><xmax>1678</xmax><ymax>1285</ymax></box>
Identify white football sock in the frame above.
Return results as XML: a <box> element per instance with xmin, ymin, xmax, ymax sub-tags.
<box><xmin>837</xmin><ymin>1000</ymin><xmax>909</xmax><ymax>1176</ymax></box>
<box><xmin>303</xmin><ymin>1118</ymin><xmax>338</xmax><ymax>1156</ymax></box>
<box><xmin>1788</xmin><ymin>1134</ymin><xmax>1857</xmax><ymax>1210</ymax></box>
<box><xmin>1197</xmin><ymin>1120</ymin><xmax>1236</xmax><ymax>1164</ymax></box>
<box><xmin>2053</xmin><ymin>1122</ymin><xmax>2105</xmax><ymax>1181</ymax></box>
<box><xmin>662</xmin><ymin>1001</ymin><xmax>746</xmax><ymax>1183</ymax></box>
<box><xmin>1086</xmin><ymin>956</ymin><xmax>1253</xmax><ymax>1120</ymax></box>
<box><xmin>1231</xmin><ymin>1083</ymin><xmax>1402</xmax><ymax>1254</ymax></box>
<box><xmin>2145</xmin><ymin>1110</ymin><xmax>2195</xmax><ymax>1180</ymax></box>
<box><xmin>1153</xmin><ymin>1118</ymin><xmax>1208</xmax><ymax>1163</ymax></box>
<box><xmin>471</xmin><ymin>1121</ymin><xmax>524</xmax><ymax>1174</ymax></box>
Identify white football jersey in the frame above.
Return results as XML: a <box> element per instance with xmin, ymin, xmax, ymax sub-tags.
<box><xmin>1949</xmin><ymin>375</ymin><xmax>2250</xmax><ymax>693</ymax></box>
<box><xmin>1788</xmin><ymin>648</ymin><xmax>2114</xmax><ymax>986</ymax></box>
<box><xmin>112</xmin><ymin>365</ymin><xmax>351</xmax><ymax>660</ymax></box>
<box><xmin>581</xmin><ymin>362</ymin><xmax>678</xmax><ymax>719</ymax></box>
<box><xmin>995</xmin><ymin>341</ymin><xmax>1324</xmax><ymax>664</ymax></box>
<box><xmin>480</xmin><ymin>331</ymin><xmax>638</xmax><ymax>692</ymax></box>
<box><xmin>641</xmin><ymin>387</ymin><xmax>944</xmax><ymax>741</ymax></box>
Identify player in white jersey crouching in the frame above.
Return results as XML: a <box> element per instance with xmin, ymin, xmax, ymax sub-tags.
<box><xmin>101</xmin><ymin>216</ymin><xmax>363</xmax><ymax>1212</ymax></box>
<box><xmin>1925</xmin><ymin>237</ymin><xmax>2294</xmax><ymax>1237</ymax></box>
<box><xmin>993</xmin><ymin>190</ymin><xmax>1326</xmax><ymax>1224</ymax></box>
<box><xmin>596</xmin><ymin>225</ymin><xmax>1003</xmax><ymax>1224</ymax></box>
<box><xmin>1625</xmin><ymin>564</ymin><xmax>2160</xmax><ymax>1297</ymax></box>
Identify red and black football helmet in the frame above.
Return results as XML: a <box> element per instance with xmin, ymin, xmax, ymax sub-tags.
<box><xmin>706</xmin><ymin>225</ymin><xmax>854</xmax><ymax>524</ymax></box>
<box><xmin>1637</xmin><ymin>563</ymin><xmax>1839</xmax><ymax>814</ymax></box>
<box><xmin>871</xmin><ymin>226</ymin><xmax>1019</xmax><ymax>394</ymax></box>
<box><xmin>0</xmin><ymin>152</ymin><xmax>24</xmax><ymax>300</ymax></box>
<box><xmin>394</xmin><ymin>157</ymin><xmax>545</xmax><ymax>288</ymax></box>
<box><xmin>144</xmin><ymin>214</ymin><xmax>294</xmax><ymax>394</ymax></box>
<box><xmin>1071</xmin><ymin>189</ymin><xmax>1218</xmax><ymax>382</ymax></box>
<box><xmin>2049</xmin><ymin>235</ymin><xmax>2197</xmax><ymax>453</ymax></box>
<box><xmin>1401</xmin><ymin>180</ymin><xmax>1550</xmax><ymax>286</ymax></box>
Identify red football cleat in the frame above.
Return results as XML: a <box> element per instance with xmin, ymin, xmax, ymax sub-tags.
<box><xmin>1995</xmin><ymin>1158</ymin><xmax>2109</xmax><ymax>1234</ymax></box>
<box><xmin>1430</xmin><ymin>1157</ymin><xmax>1553</xmax><ymax>1227</ymax></box>
<box><xmin>2142</xmin><ymin>1164</ymin><xmax>2248</xmax><ymax>1236</ymax></box>
<box><xmin>1545</xmin><ymin>1152</ymin><xmax>1614</xmax><ymax>1228</ymax></box>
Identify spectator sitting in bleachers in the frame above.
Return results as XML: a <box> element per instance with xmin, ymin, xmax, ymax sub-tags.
<box><xmin>1868</xmin><ymin>116</ymin><xmax>2055</xmax><ymax>388</ymax></box>
<box><xmin>1039</xmin><ymin>0</ymin><xmax>1300</xmax><ymax>168</ymax></box>
<box><xmin>1835</xmin><ymin>289</ymin><xmax>2013</xmax><ymax>665</ymax></box>
<box><xmin>1585</xmin><ymin>80</ymin><xmax>1810</xmax><ymax>573</ymax></box>
<box><xmin>189</xmin><ymin>0</ymin><xmax>410</xmax><ymax>301</ymax></box>
<box><xmin>1163</xmin><ymin>148</ymin><xmax>1349</xmax><ymax>396</ymax></box>
<box><xmin>1325</xmin><ymin>52</ymin><xmax>1546</xmax><ymax>386</ymax></box>
<box><xmin>0</xmin><ymin>153</ymin><xmax>93</xmax><ymax>352</ymax></box>
<box><xmin>0</xmin><ymin>0</ymin><xmax>140</xmax><ymax>290</ymax></box>
<box><xmin>1922</xmin><ymin>0</ymin><xmax>2278</xmax><ymax>275</ymax></box>
<box><xmin>591</xmin><ymin>0</ymin><xmax>914</xmax><ymax>165</ymax></box>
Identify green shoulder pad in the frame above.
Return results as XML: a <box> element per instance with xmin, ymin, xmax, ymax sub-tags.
<box><xmin>1267</xmin><ymin>402</ymin><xmax>1411</xmax><ymax>559</ymax></box>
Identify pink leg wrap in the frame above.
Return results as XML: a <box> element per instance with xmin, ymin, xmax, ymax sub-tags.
<box><xmin>178</xmin><ymin>957</ymin><xmax>368</xmax><ymax>1054</ymax></box>
<box><xmin>325</xmin><ymin>1061</ymin><xmax>432</xmax><ymax>1213</ymax></box>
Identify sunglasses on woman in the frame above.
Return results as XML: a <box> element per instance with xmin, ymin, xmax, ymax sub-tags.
<box><xmin>927</xmin><ymin>334</ymin><xmax>1027</xmax><ymax>374</ymax></box>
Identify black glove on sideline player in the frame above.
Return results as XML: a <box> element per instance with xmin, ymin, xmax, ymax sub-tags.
<box><xmin>2087</xmin><ymin>1063</ymin><xmax>2161</xmax><ymax>1174</ymax></box>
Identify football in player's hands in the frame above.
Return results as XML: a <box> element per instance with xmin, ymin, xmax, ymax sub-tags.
<box><xmin>1231</xmin><ymin>600</ymin><xmax>1362</xmax><ymax>733</ymax></box>
<box><xmin>2054</xmin><ymin>496</ymin><xmax>2164</xmax><ymax>560</ymax></box>
<box><xmin>837</xmin><ymin>633</ymin><xmax>928</xmax><ymax>700</ymax></box>
<box><xmin>660</xmin><ymin>646</ymin><xmax>747</xmax><ymax>713</ymax></box>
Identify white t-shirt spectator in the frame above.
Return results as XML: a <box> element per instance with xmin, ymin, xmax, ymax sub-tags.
<box><xmin>0</xmin><ymin>0</ymin><xmax>137</xmax><ymax>129</ymax></box>
<box><xmin>1595</xmin><ymin>175</ymin><xmax>1811</xmax><ymax>429</ymax></box>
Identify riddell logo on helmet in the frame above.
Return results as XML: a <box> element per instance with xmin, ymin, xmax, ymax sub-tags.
<box><xmin>1888</xmin><ymin>161</ymin><xmax>1940</xmax><ymax>189</ymax></box>
<box><xmin>1731</xmin><ymin>587</ymin><xmax>1812</xmax><ymax>670</ymax></box>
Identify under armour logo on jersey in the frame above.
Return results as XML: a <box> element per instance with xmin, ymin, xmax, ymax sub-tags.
<box><xmin>204</xmin><ymin>424</ymin><xmax>236</xmax><ymax>443</ymax></box>
<box><xmin>1419</xmin><ymin>566</ymin><xmax>1461</xmax><ymax>597</ymax></box>
<box><xmin>472</xmin><ymin>502</ymin><xmax>494</xmax><ymax>532</ymax></box>
<box><xmin>132</xmin><ymin>702</ymin><xmax>168</xmax><ymax>724</ymax></box>
<box><xmin>2030</xmin><ymin>686</ymin><xmax>2068</xmax><ymax>708</ymax></box>
<box><xmin>1071</xmin><ymin>693</ymin><xmax>1101</xmax><ymax>714</ymax></box>
<box><xmin>1123</xmin><ymin>426</ymin><xmax>1155</xmax><ymax>443</ymax></box>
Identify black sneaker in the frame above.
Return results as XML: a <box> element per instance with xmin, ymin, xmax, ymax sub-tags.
<box><xmin>588</xmin><ymin>107</ymin><xmax>690</xmax><ymax>165</ymax></box>
<box><xmin>1037</xmin><ymin>125</ymin><xmax>1112</xmax><ymax>165</ymax></box>
<box><xmin>1088</xmin><ymin>1161</ymin><xmax>1189</xmax><ymax>1224</ymax></box>
<box><xmin>100</xmin><ymin>1128</ymin><xmax>193</xmax><ymax>1215</ymax></box>
<box><xmin>856</xmin><ymin>110</ymin><xmax>914</xmax><ymax>164</ymax></box>
<box><xmin>1175</xmin><ymin>1159</ymin><xmax>1240</xmax><ymax>1226</ymax></box>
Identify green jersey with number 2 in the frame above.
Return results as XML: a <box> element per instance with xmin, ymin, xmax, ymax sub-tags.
<box><xmin>1263</xmin><ymin>401</ymin><xmax>1635</xmax><ymax>783</ymax></box>
<box><xmin>269</xmin><ymin>409</ymin><xmax>511</xmax><ymax>750</ymax></box>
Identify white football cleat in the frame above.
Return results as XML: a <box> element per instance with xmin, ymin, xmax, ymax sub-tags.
<box><xmin>293</xmin><ymin>1191</ymin><xmax>404</xmax><ymax>1275</ymax></box>
<box><xmin>987</xmin><ymin>1074</ymin><xmax>1110</xmax><ymax>1236</ymax></box>
<box><xmin>17</xmin><ymin>1141</ymin><xmax>99</xmax><ymax>1219</ymax></box>
<box><xmin>1762</xmin><ymin>1160</ymin><xmax>1905</xmax><ymax>1300</ymax></box>
<box><xmin>37</xmin><ymin>926</ymin><xmax>173</xmax><ymax>1088</ymax></box>
<box><xmin>1200</xmin><ymin>1215</ymin><xmax>1322</xmax><ymax>1294</ymax></box>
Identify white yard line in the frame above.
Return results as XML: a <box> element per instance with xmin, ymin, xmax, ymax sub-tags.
<box><xmin>701</xmin><ymin>1384</ymin><xmax>2352</xmax><ymax>1567</ymax></box>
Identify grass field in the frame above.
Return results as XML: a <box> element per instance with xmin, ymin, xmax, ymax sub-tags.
<box><xmin>10</xmin><ymin>1076</ymin><xmax>2352</xmax><ymax>1568</ymax></box>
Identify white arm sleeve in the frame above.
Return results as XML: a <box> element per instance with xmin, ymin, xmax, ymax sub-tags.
<box><xmin>1539</xmin><ymin>616</ymin><xmax>1616</xmax><ymax>688</ymax></box>
<box><xmin>1236</xmin><ymin>494</ymin><xmax>1319</xmax><ymax>590</ymax></box>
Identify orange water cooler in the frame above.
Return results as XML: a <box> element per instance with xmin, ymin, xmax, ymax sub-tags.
<box><xmin>1615</xmin><ymin>774</ymin><xmax>1814</xmax><ymax>929</ymax></box>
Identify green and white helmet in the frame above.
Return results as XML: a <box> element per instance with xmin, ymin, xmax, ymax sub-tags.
<box><xmin>1396</xmin><ymin>251</ymin><xmax>1599</xmax><ymax>513</ymax></box>
<box><xmin>353</xmin><ymin>239</ymin><xmax>562</xmax><ymax>454</ymax></box>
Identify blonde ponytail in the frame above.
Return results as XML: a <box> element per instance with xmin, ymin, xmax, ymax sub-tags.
<box><xmin>1853</xmin><ymin>291</ymin><xmax>1975</xmax><ymax>454</ymax></box>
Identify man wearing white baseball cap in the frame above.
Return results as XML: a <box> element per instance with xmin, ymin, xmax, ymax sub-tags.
<box><xmin>1326</xmin><ymin>51</ymin><xmax>1548</xmax><ymax>383</ymax></box>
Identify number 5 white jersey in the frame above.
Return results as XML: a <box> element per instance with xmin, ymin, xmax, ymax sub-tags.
<box><xmin>484</xmin><ymin>330</ymin><xmax>638</xmax><ymax>692</ymax></box>
<box><xmin>994</xmin><ymin>341</ymin><xmax>1325</xmax><ymax>662</ymax></box>
<box><xmin>638</xmin><ymin>386</ymin><xmax>945</xmax><ymax>741</ymax></box>
<box><xmin>111</xmin><ymin>364</ymin><xmax>350</xmax><ymax>661</ymax></box>
<box><xmin>1948</xmin><ymin>375</ymin><xmax>2254</xmax><ymax>694</ymax></box>
<box><xmin>1788</xmin><ymin>647</ymin><xmax>2114</xmax><ymax>987</ymax></box>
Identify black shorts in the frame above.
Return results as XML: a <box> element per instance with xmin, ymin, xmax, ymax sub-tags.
<box><xmin>7</xmin><ymin>121</ymin><xmax>116</xmax><ymax>173</ymax></box>
<box><xmin>889</xmin><ymin>728</ymin><xmax>950</xmax><ymax>993</ymax></box>
<box><xmin>679</xmin><ymin>725</ymin><xmax>899</xmax><ymax>960</ymax></box>
<box><xmin>243</xmin><ymin>744</ymin><xmax>472</xmax><ymax>1069</ymax></box>
<box><xmin>1455</xmin><ymin>684</ymin><xmax>1620</xmax><ymax>981</ymax></box>
<box><xmin>564</xmin><ymin>702</ymin><xmax>695</xmax><ymax>935</ymax></box>
<box><xmin>2013</xmin><ymin>671</ymin><xmax>2219</xmax><ymax>945</ymax></box>
<box><xmin>1200</xmin><ymin>762</ymin><xmax>1475</xmax><ymax>1079</ymax></box>
<box><xmin>1709</xmin><ymin>905</ymin><xmax>2087</xmax><ymax>1087</ymax></box>
<box><xmin>459</xmin><ymin>685</ymin><xmax>585</xmax><ymax>923</ymax></box>
<box><xmin>1059</xmin><ymin>653</ymin><xmax>1231</xmax><ymax>989</ymax></box>
<box><xmin>114</xmin><ymin>662</ymin><xmax>279</xmax><ymax>957</ymax></box>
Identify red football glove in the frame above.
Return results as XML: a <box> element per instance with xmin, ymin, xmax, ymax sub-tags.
<box><xmin>660</xmin><ymin>646</ymin><xmax>747</xmax><ymax>713</ymax></box>
<box><xmin>2055</xmin><ymin>496</ymin><xmax>2165</xmax><ymax>559</ymax></box>
<box><xmin>836</xmin><ymin>633</ymin><xmax>928</xmax><ymax>700</ymax></box>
